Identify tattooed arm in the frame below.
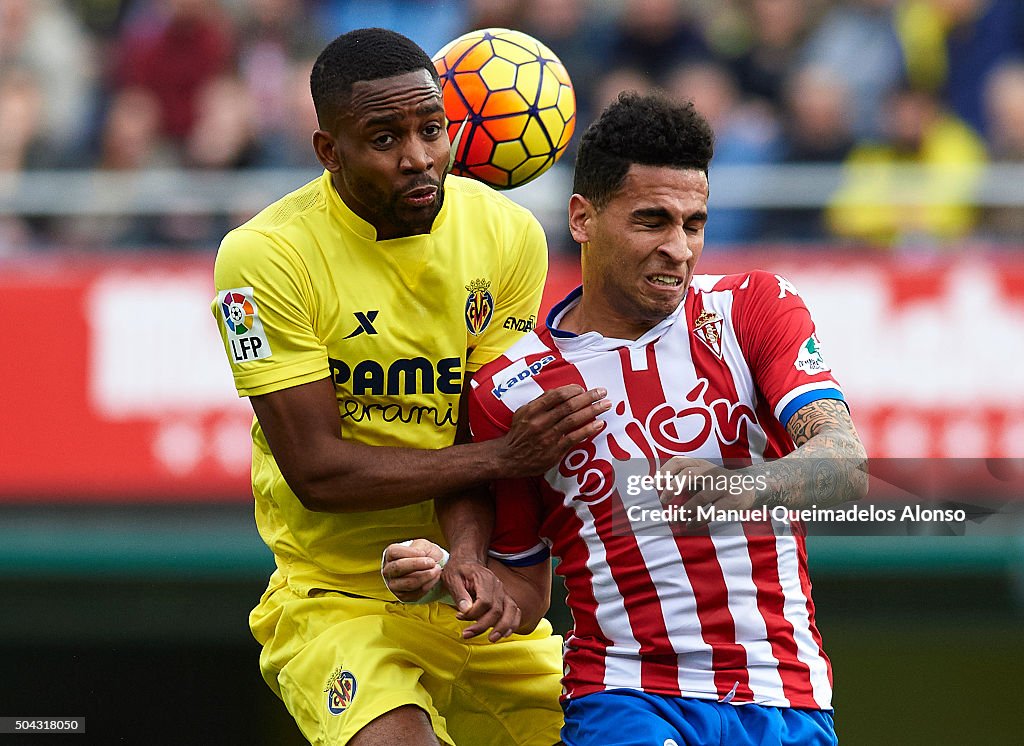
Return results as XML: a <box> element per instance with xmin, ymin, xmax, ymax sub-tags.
<box><xmin>660</xmin><ymin>398</ymin><xmax>868</xmax><ymax>524</ymax></box>
<box><xmin>753</xmin><ymin>398</ymin><xmax>868</xmax><ymax>510</ymax></box>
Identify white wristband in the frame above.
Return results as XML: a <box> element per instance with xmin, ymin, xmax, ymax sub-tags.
<box><xmin>387</xmin><ymin>540</ymin><xmax>455</xmax><ymax>606</ymax></box>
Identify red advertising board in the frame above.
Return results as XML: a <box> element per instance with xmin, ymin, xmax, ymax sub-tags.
<box><xmin>1</xmin><ymin>250</ymin><xmax>1022</xmax><ymax>501</ymax></box>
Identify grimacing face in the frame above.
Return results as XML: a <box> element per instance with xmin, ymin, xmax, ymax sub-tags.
<box><xmin>314</xmin><ymin>69</ymin><xmax>451</xmax><ymax>240</ymax></box>
<box><xmin>568</xmin><ymin>164</ymin><xmax>709</xmax><ymax>339</ymax></box>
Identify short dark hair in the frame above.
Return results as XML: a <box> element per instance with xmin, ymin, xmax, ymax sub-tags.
<box><xmin>573</xmin><ymin>91</ymin><xmax>715</xmax><ymax>208</ymax></box>
<box><xmin>310</xmin><ymin>28</ymin><xmax>440</xmax><ymax>129</ymax></box>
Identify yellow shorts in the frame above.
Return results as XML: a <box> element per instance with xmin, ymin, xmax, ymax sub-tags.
<box><xmin>250</xmin><ymin>574</ymin><xmax>564</xmax><ymax>745</ymax></box>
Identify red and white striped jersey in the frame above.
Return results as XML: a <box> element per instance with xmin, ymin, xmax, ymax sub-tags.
<box><xmin>469</xmin><ymin>271</ymin><xmax>845</xmax><ymax>710</ymax></box>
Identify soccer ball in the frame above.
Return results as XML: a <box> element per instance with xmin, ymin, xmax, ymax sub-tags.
<box><xmin>433</xmin><ymin>28</ymin><xmax>576</xmax><ymax>190</ymax></box>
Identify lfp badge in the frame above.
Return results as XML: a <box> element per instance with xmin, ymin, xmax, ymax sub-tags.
<box><xmin>222</xmin><ymin>291</ymin><xmax>255</xmax><ymax>334</ymax></box>
<box><xmin>324</xmin><ymin>668</ymin><xmax>357</xmax><ymax>715</ymax></box>
<box><xmin>464</xmin><ymin>278</ymin><xmax>494</xmax><ymax>336</ymax></box>
<box><xmin>219</xmin><ymin>287</ymin><xmax>272</xmax><ymax>364</ymax></box>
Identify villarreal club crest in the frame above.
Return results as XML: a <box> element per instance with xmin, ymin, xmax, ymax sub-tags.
<box><xmin>324</xmin><ymin>668</ymin><xmax>357</xmax><ymax>716</ymax></box>
<box><xmin>465</xmin><ymin>278</ymin><xmax>494</xmax><ymax>336</ymax></box>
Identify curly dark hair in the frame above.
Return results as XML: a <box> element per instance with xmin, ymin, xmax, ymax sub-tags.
<box><xmin>573</xmin><ymin>91</ymin><xmax>715</xmax><ymax>208</ymax></box>
<box><xmin>310</xmin><ymin>28</ymin><xmax>440</xmax><ymax>129</ymax></box>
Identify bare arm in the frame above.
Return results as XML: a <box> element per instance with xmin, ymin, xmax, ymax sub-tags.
<box><xmin>754</xmin><ymin>398</ymin><xmax>869</xmax><ymax>509</ymax></box>
<box><xmin>662</xmin><ymin>398</ymin><xmax>868</xmax><ymax>523</ymax></box>
<box><xmin>250</xmin><ymin>376</ymin><xmax>608</xmax><ymax>512</ymax></box>
<box><xmin>483</xmin><ymin>558</ymin><xmax>552</xmax><ymax>635</ymax></box>
<box><xmin>387</xmin><ymin>385</ymin><xmax>557</xmax><ymax>640</ymax></box>
<box><xmin>432</xmin><ymin>389</ymin><xmax>512</xmax><ymax>634</ymax></box>
<box><xmin>434</xmin><ymin>386</ymin><xmax>494</xmax><ymax>564</ymax></box>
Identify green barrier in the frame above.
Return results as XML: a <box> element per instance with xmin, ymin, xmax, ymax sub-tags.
<box><xmin>1</xmin><ymin>511</ymin><xmax>1021</xmax><ymax>579</ymax></box>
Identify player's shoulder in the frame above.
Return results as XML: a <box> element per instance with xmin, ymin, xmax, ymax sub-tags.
<box><xmin>225</xmin><ymin>175</ymin><xmax>327</xmax><ymax>241</ymax></box>
<box><xmin>474</xmin><ymin>328</ymin><xmax>555</xmax><ymax>383</ymax></box>
<box><xmin>471</xmin><ymin>329</ymin><xmax>559</xmax><ymax>408</ymax></box>
<box><xmin>690</xmin><ymin>269</ymin><xmax>781</xmax><ymax>295</ymax></box>
<box><xmin>445</xmin><ymin>175</ymin><xmax>537</xmax><ymax>224</ymax></box>
<box><xmin>217</xmin><ymin>176</ymin><xmax>326</xmax><ymax>262</ymax></box>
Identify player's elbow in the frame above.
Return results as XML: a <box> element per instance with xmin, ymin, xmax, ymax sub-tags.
<box><xmin>287</xmin><ymin>476</ymin><xmax>331</xmax><ymax>512</ymax></box>
<box><xmin>283</xmin><ymin>469</ymin><xmax>349</xmax><ymax>513</ymax></box>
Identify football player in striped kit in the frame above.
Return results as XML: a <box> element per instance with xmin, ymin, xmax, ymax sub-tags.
<box><xmin>384</xmin><ymin>91</ymin><xmax>868</xmax><ymax>746</ymax></box>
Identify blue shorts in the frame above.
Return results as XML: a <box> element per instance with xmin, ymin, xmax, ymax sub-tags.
<box><xmin>561</xmin><ymin>690</ymin><xmax>837</xmax><ymax>746</ymax></box>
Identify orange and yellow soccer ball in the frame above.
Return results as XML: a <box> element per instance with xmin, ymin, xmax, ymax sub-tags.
<box><xmin>433</xmin><ymin>28</ymin><xmax>576</xmax><ymax>190</ymax></box>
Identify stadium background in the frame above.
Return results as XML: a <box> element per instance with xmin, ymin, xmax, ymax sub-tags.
<box><xmin>1</xmin><ymin>0</ymin><xmax>1022</xmax><ymax>743</ymax></box>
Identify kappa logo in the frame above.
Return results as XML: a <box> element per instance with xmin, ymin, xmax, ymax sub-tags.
<box><xmin>491</xmin><ymin>355</ymin><xmax>555</xmax><ymax>399</ymax></box>
<box><xmin>343</xmin><ymin>310</ymin><xmax>380</xmax><ymax>339</ymax></box>
<box><xmin>324</xmin><ymin>667</ymin><xmax>357</xmax><ymax>715</ymax></box>
<box><xmin>776</xmin><ymin>274</ymin><xmax>800</xmax><ymax>299</ymax></box>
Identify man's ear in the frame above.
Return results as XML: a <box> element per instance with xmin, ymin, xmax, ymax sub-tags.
<box><xmin>568</xmin><ymin>193</ymin><xmax>594</xmax><ymax>245</ymax></box>
<box><xmin>313</xmin><ymin>130</ymin><xmax>341</xmax><ymax>173</ymax></box>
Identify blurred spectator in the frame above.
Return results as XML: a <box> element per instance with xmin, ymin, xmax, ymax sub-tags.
<box><xmin>0</xmin><ymin>0</ymin><xmax>97</xmax><ymax>153</ymax></box>
<box><xmin>979</xmin><ymin>61</ymin><xmax>1024</xmax><ymax>242</ymax></box>
<box><xmin>0</xmin><ymin>70</ymin><xmax>46</xmax><ymax>172</ymax></box>
<box><xmin>0</xmin><ymin>69</ymin><xmax>47</xmax><ymax>251</ymax></box>
<box><xmin>112</xmin><ymin>0</ymin><xmax>234</xmax><ymax>143</ymax></box>
<box><xmin>69</xmin><ymin>0</ymin><xmax>135</xmax><ymax>39</ymax></box>
<box><xmin>668</xmin><ymin>61</ymin><xmax>780</xmax><ymax>245</ymax></box>
<box><xmin>763</xmin><ymin>65</ymin><xmax>855</xmax><ymax>240</ymax></box>
<box><xmin>895</xmin><ymin>0</ymin><xmax>1024</xmax><ymax>138</ymax></box>
<box><xmin>313</xmin><ymin>0</ymin><xmax>466</xmax><ymax>57</ymax></box>
<box><xmin>95</xmin><ymin>87</ymin><xmax>176</xmax><ymax>171</ymax></box>
<box><xmin>827</xmin><ymin>85</ymin><xmax>988</xmax><ymax>248</ymax></box>
<box><xmin>521</xmin><ymin>0</ymin><xmax>611</xmax><ymax>134</ymax></box>
<box><xmin>54</xmin><ymin>87</ymin><xmax>177</xmax><ymax>249</ymax></box>
<box><xmin>800</xmin><ymin>0</ymin><xmax>904</xmax><ymax>139</ymax></box>
<box><xmin>590</xmin><ymin>67</ymin><xmax>654</xmax><ymax>120</ymax></box>
<box><xmin>461</xmin><ymin>0</ymin><xmax>525</xmax><ymax>32</ymax></box>
<box><xmin>779</xmin><ymin>66</ymin><xmax>854</xmax><ymax>164</ymax></box>
<box><xmin>606</xmin><ymin>0</ymin><xmax>712</xmax><ymax>86</ymax></box>
<box><xmin>727</xmin><ymin>0</ymin><xmax>818</xmax><ymax>111</ymax></box>
<box><xmin>160</xmin><ymin>74</ymin><xmax>269</xmax><ymax>246</ymax></box>
<box><xmin>185</xmin><ymin>75</ymin><xmax>263</xmax><ymax>169</ymax></box>
<box><xmin>233</xmin><ymin>0</ymin><xmax>324</xmax><ymax>145</ymax></box>
<box><xmin>255</xmin><ymin>58</ymin><xmax>322</xmax><ymax>169</ymax></box>
<box><xmin>3</xmin><ymin>0</ymin><xmax>1024</xmax><ymax>252</ymax></box>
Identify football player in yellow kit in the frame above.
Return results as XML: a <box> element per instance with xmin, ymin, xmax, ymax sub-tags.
<box><xmin>212</xmin><ymin>27</ymin><xmax>607</xmax><ymax>746</ymax></box>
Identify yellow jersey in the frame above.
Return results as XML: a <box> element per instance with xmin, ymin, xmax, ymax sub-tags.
<box><xmin>212</xmin><ymin>171</ymin><xmax>547</xmax><ymax>597</ymax></box>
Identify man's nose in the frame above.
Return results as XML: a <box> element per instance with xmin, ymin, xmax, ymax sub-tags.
<box><xmin>658</xmin><ymin>227</ymin><xmax>694</xmax><ymax>262</ymax></box>
<box><xmin>400</xmin><ymin>141</ymin><xmax>434</xmax><ymax>173</ymax></box>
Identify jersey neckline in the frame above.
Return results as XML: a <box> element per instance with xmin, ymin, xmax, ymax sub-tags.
<box><xmin>321</xmin><ymin>169</ymin><xmax>450</xmax><ymax>243</ymax></box>
<box><xmin>545</xmin><ymin>284</ymin><xmax>688</xmax><ymax>353</ymax></box>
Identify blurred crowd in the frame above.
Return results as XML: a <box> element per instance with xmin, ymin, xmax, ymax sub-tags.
<box><xmin>2</xmin><ymin>0</ymin><xmax>1024</xmax><ymax>252</ymax></box>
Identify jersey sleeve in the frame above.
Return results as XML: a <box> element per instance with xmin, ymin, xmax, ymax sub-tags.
<box><xmin>467</xmin><ymin>379</ymin><xmax>550</xmax><ymax>567</ymax></box>
<box><xmin>211</xmin><ymin>228</ymin><xmax>330</xmax><ymax>397</ymax></box>
<box><xmin>465</xmin><ymin>213</ymin><xmax>547</xmax><ymax>373</ymax></box>
<box><xmin>733</xmin><ymin>271</ymin><xmax>845</xmax><ymax>427</ymax></box>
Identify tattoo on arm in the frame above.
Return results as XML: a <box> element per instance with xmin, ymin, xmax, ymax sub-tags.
<box><xmin>755</xmin><ymin>399</ymin><xmax>869</xmax><ymax>510</ymax></box>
